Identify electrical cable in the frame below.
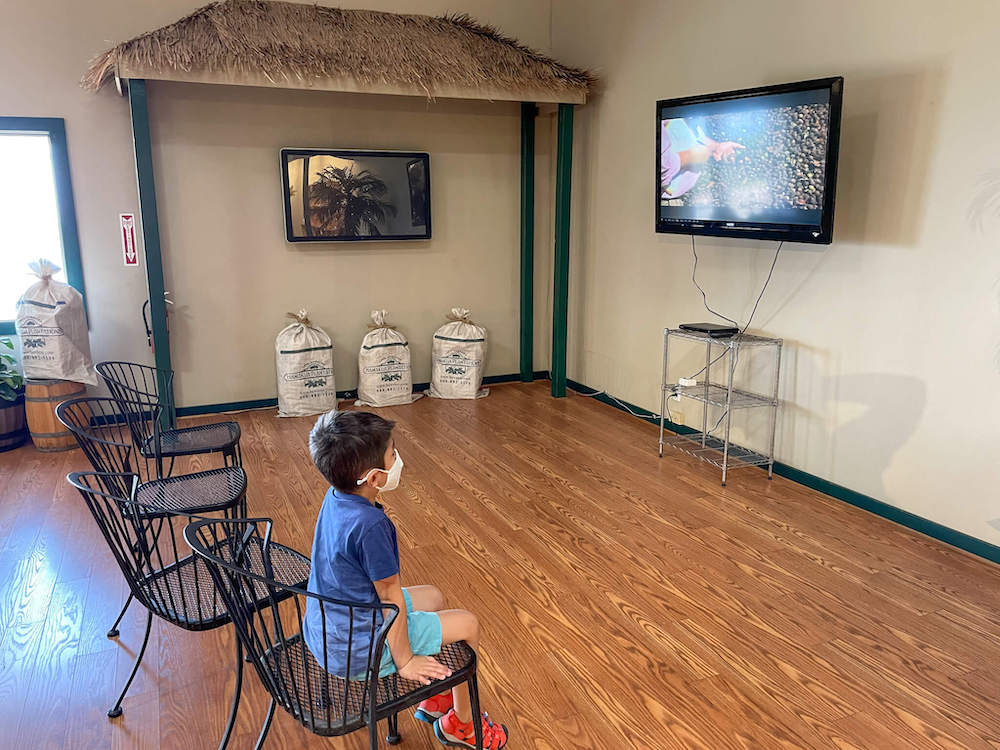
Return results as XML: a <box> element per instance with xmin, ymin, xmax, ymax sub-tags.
<box><xmin>572</xmin><ymin>386</ymin><xmax>662</xmax><ymax>421</ymax></box>
<box><xmin>700</xmin><ymin>239</ymin><xmax>783</xmax><ymax>438</ymax></box>
<box><xmin>740</xmin><ymin>241</ymin><xmax>783</xmax><ymax>335</ymax></box>
<box><xmin>691</xmin><ymin>235</ymin><xmax>738</xmax><ymax>327</ymax></box>
<box><xmin>576</xmin><ymin>238</ymin><xmax>784</xmax><ymax>439</ymax></box>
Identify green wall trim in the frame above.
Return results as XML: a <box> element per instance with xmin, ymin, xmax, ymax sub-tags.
<box><xmin>175</xmin><ymin>372</ymin><xmax>549</xmax><ymax>418</ymax></box>
<box><xmin>0</xmin><ymin>116</ymin><xmax>85</xmax><ymax>332</ymax></box>
<box><xmin>128</xmin><ymin>80</ymin><xmax>173</xmax><ymax>424</ymax></box>
<box><xmin>565</xmin><ymin>378</ymin><xmax>1000</xmax><ymax>566</ymax></box>
<box><xmin>769</xmin><ymin>463</ymin><xmax>1000</xmax><ymax>564</ymax></box>
<box><xmin>177</xmin><ymin>398</ymin><xmax>278</xmax><ymax>417</ymax></box>
<box><xmin>520</xmin><ymin>102</ymin><xmax>537</xmax><ymax>382</ymax></box>
<box><xmin>551</xmin><ymin>103</ymin><xmax>575</xmax><ymax>398</ymax></box>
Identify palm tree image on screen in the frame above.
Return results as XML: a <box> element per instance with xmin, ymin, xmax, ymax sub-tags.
<box><xmin>308</xmin><ymin>166</ymin><xmax>396</xmax><ymax>237</ymax></box>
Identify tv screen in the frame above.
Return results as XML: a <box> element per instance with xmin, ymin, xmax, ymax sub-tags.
<box><xmin>656</xmin><ymin>77</ymin><xmax>843</xmax><ymax>244</ymax></box>
<box><xmin>281</xmin><ymin>149</ymin><xmax>431</xmax><ymax>242</ymax></box>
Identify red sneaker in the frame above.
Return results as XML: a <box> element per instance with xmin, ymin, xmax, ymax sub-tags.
<box><xmin>434</xmin><ymin>708</ymin><xmax>509</xmax><ymax>749</ymax></box>
<box><xmin>414</xmin><ymin>691</ymin><xmax>453</xmax><ymax>724</ymax></box>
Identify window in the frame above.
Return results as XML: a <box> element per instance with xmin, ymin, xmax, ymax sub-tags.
<box><xmin>0</xmin><ymin>118</ymin><xmax>84</xmax><ymax>335</ymax></box>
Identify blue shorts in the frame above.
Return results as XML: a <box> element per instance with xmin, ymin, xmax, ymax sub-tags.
<box><xmin>377</xmin><ymin>587</ymin><xmax>443</xmax><ymax>677</ymax></box>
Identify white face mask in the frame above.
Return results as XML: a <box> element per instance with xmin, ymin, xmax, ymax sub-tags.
<box><xmin>357</xmin><ymin>449</ymin><xmax>403</xmax><ymax>493</ymax></box>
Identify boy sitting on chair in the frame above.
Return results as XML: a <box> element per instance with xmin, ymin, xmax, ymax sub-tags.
<box><xmin>303</xmin><ymin>410</ymin><xmax>509</xmax><ymax>749</ymax></box>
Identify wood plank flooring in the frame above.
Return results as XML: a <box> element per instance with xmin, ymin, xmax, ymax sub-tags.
<box><xmin>1</xmin><ymin>381</ymin><xmax>1000</xmax><ymax>748</ymax></box>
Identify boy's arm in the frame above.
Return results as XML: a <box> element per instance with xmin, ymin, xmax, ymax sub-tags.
<box><xmin>373</xmin><ymin>574</ymin><xmax>452</xmax><ymax>685</ymax></box>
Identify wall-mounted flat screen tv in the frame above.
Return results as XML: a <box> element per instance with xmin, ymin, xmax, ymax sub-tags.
<box><xmin>281</xmin><ymin>149</ymin><xmax>431</xmax><ymax>242</ymax></box>
<box><xmin>656</xmin><ymin>77</ymin><xmax>843</xmax><ymax>244</ymax></box>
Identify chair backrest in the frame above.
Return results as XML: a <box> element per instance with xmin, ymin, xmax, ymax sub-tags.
<box><xmin>67</xmin><ymin>471</ymin><xmax>228</xmax><ymax>630</ymax></box>
<box><xmin>184</xmin><ymin>517</ymin><xmax>398</xmax><ymax>736</ymax></box>
<box><xmin>56</xmin><ymin>396</ymin><xmax>158</xmax><ymax>489</ymax></box>
<box><xmin>96</xmin><ymin>360</ymin><xmax>176</xmax><ymax>445</ymax></box>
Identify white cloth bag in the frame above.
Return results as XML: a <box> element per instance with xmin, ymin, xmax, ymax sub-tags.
<box><xmin>15</xmin><ymin>259</ymin><xmax>97</xmax><ymax>385</ymax></box>
<box><xmin>275</xmin><ymin>310</ymin><xmax>338</xmax><ymax>417</ymax></box>
<box><xmin>356</xmin><ymin>310</ymin><xmax>420</xmax><ymax>407</ymax></box>
<box><xmin>429</xmin><ymin>308</ymin><xmax>488</xmax><ymax>399</ymax></box>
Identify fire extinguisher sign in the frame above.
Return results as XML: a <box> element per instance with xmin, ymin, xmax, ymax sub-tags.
<box><xmin>120</xmin><ymin>213</ymin><xmax>139</xmax><ymax>267</ymax></box>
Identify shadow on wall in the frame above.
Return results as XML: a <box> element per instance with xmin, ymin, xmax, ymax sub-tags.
<box><xmin>968</xmin><ymin>169</ymin><xmax>1000</xmax><ymax>373</ymax></box>
<box><xmin>834</xmin><ymin>65</ymin><xmax>945</xmax><ymax>248</ymax></box>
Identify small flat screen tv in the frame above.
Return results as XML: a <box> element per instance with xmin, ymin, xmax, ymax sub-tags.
<box><xmin>656</xmin><ymin>77</ymin><xmax>843</xmax><ymax>244</ymax></box>
<box><xmin>281</xmin><ymin>149</ymin><xmax>431</xmax><ymax>242</ymax></box>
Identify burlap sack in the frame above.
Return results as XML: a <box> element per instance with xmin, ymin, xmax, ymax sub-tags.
<box><xmin>356</xmin><ymin>310</ymin><xmax>421</xmax><ymax>407</ymax></box>
<box><xmin>428</xmin><ymin>308</ymin><xmax>488</xmax><ymax>399</ymax></box>
<box><xmin>15</xmin><ymin>259</ymin><xmax>96</xmax><ymax>385</ymax></box>
<box><xmin>275</xmin><ymin>310</ymin><xmax>337</xmax><ymax>417</ymax></box>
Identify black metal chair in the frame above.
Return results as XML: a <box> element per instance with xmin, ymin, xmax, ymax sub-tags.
<box><xmin>184</xmin><ymin>517</ymin><xmax>485</xmax><ymax>750</ymax></box>
<box><xmin>97</xmin><ymin>360</ymin><xmax>242</xmax><ymax>477</ymax></box>
<box><xmin>57</xmin><ymin>396</ymin><xmax>248</xmax><ymax>639</ymax></box>
<box><xmin>66</xmin><ymin>471</ymin><xmax>310</xmax><ymax>749</ymax></box>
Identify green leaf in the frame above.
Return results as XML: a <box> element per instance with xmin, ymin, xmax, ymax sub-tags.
<box><xmin>1</xmin><ymin>338</ymin><xmax>13</xmax><ymax>350</ymax></box>
<box><xmin>0</xmin><ymin>353</ymin><xmax>15</xmax><ymax>364</ymax></box>
<box><xmin>0</xmin><ymin>383</ymin><xmax>17</xmax><ymax>402</ymax></box>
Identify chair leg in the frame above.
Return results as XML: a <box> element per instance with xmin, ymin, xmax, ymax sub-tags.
<box><xmin>386</xmin><ymin>712</ymin><xmax>401</xmax><ymax>744</ymax></box>
<box><xmin>108</xmin><ymin>610</ymin><xmax>152</xmax><ymax>718</ymax></box>
<box><xmin>369</xmin><ymin>722</ymin><xmax>379</xmax><ymax>750</ymax></box>
<box><xmin>469</xmin><ymin>673</ymin><xmax>484</xmax><ymax>750</ymax></box>
<box><xmin>253</xmin><ymin>698</ymin><xmax>276</xmax><ymax>750</ymax></box>
<box><xmin>106</xmin><ymin>592</ymin><xmax>134</xmax><ymax>638</ymax></box>
<box><xmin>218</xmin><ymin>639</ymin><xmax>244</xmax><ymax>750</ymax></box>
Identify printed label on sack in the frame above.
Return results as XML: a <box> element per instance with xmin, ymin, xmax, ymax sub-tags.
<box><xmin>283</xmin><ymin>361</ymin><xmax>335</xmax><ymax>384</ymax></box>
<box><xmin>18</xmin><ymin>316</ymin><xmax>63</xmax><ymax>359</ymax></box>
<box><xmin>363</xmin><ymin>356</ymin><xmax>411</xmax><ymax>395</ymax></box>
<box><xmin>433</xmin><ymin>351</ymin><xmax>481</xmax><ymax>386</ymax></box>
<box><xmin>434</xmin><ymin>352</ymin><xmax>481</xmax><ymax>374</ymax></box>
<box><xmin>17</xmin><ymin>317</ymin><xmax>64</xmax><ymax>337</ymax></box>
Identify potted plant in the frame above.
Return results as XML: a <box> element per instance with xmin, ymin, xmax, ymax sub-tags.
<box><xmin>0</xmin><ymin>337</ymin><xmax>28</xmax><ymax>452</ymax></box>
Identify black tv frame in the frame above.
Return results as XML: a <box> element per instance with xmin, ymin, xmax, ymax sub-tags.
<box><xmin>280</xmin><ymin>148</ymin><xmax>432</xmax><ymax>243</ymax></box>
<box><xmin>655</xmin><ymin>77</ymin><xmax>843</xmax><ymax>245</ymax></box>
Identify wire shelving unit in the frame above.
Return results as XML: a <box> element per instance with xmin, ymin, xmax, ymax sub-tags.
<box><xmin>658</xmin><ymin>328</ymin><xmax>782</xmax><ymax>486</ymax></box>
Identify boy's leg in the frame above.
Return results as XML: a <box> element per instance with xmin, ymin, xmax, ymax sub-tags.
<box><xmin>404</xmin><ymin>585</ymin><xmax>445</xmax><ymax>612</ymax></box>
<box><xmin>437</xmin><ymin>610</ymin><xmax>481</xmax><ymax>723</ymax></box>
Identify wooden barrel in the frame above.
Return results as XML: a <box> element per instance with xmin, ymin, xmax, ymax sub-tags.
<box><xmin>25</xmin><ymin>379</ymin><xmax>85</xmax><ymax>452</ymax></box>
<box><xmin>0</xmin><ymin>392</ymin><xmax>29</xmax><ymax>453</ymax></box>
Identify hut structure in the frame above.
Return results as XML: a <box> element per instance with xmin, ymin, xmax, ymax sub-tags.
<box><xmin>83</xmin><ymin>0</ymin><xmax>593</xmax><ymax>404</ymax></box>
<box><xmin>83</xmin><ymin>1</ymin><xmax>593</xmax><ymax>103</ymax></box>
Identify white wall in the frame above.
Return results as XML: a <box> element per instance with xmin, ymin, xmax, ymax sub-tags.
<box><xmin>0</xmin><ymin>0</ymin><xmax>554</xmax><ymax>401</ymax></box>
<box><xmin>551</xmin><ymin>0</ymin><xmax>1000</xmax><ymax>543</ymax></box>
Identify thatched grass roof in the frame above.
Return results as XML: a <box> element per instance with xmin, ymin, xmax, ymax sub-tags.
<box><xmin>83</xmin><ymin>0</ymin><xmax>594</xmax><ymax>104</ymax></box>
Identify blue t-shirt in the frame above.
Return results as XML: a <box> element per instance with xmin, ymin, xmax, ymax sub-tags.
<box><xmin>303</xmin><ymin>488</ymin><xmax>400</xmax><ymax>677</ymax></box>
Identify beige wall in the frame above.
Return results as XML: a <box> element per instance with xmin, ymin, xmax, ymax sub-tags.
<box><xmin>0</xmin><ymin>0</ymin><xmax>554</xmax><ymax>402</ymax></box>
<box><xmin>551</xmin><ymin>0</ymin><xmax>1000</xmax><ymax>543</ymax></box>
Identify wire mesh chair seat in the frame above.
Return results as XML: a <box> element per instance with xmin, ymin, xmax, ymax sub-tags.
<box><xmin>142</xmin><ymin>420</ymin><xmax>241</xmax><ymax>459</ymax></box>
<box><xmin>97</xmin><ymin>360</ymin><xmax>242</xmax><ymax>470</ymax></box>
<box><xmin>185</xmin><ymin>517</ymin><xmax>486</xmax><ymax>750</ymax></box>
<box><xmin>65</xmin><ymin>471</ymin><xmax>309</xmax><ymax>749</ymax></box>
<box><xmin>261</xmin><ymin>634</ymin><xmax>476</xmax><ymax>736</ymax></box>
<box><xmin>140</xmin><ymin>535</ymin><xmax>309</xmax><ymax>630</ymax></box>
<box><xmin>56</xmin><ymin>397</ymin><xmax>247</xmax><ymax>519</ymax></box>
<box><xmin>136</xmin><ymin>465</ymin><xmax>247</xmax><ymax>516</ymax></box>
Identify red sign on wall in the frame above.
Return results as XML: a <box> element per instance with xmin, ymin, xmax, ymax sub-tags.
<box><xmin>120</xmin><ymin>213</ymin><xmax>138</xmax><ymax>266</ymax></box>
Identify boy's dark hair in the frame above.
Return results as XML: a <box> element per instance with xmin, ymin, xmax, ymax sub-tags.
<box><xmin>309</xmin><ymin>410</ymin><xmax>395</xmax><ymax>492</ymax></box>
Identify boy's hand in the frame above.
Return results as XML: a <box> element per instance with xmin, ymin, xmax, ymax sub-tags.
<box><xmin>398</xmin><ymin>655</ymin><xmax>452</xmax><ymax>685</ymax></box>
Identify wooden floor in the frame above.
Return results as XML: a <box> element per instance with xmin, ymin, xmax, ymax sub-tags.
<box><xmin>2</xmin><ymin>382</ymin><xmax>1000</xmax><ymax>749</ymax></box>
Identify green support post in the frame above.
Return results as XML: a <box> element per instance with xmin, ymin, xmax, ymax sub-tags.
<box><xmin>520</xmin><ymin>102</ymin><xmax>537</xmax><ymax>382</ymax></box>
<box><xmin>128</xmin><ymin>79</ymin><xmax>174</xmax><ymax>426</ymax></box>
<box><xmin>551</xmin><ymin>103</ymin><xmax>574</xmax><ymax>398</ymax></box>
